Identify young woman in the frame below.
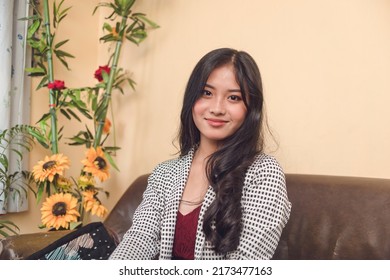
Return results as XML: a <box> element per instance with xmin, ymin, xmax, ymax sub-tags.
<box><xmin>109</xmin><ymin>48</ymin><xmax>291</xmax><ymax>260</ymax></box>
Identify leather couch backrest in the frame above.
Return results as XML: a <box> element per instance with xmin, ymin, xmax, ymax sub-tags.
<box><xmin>105</xmin><ymin>173</ymin><xmax>390</xmax><ymax>259</ymax></box>
<box><xmin>273</xmin><ymin>174</ymin><xmax>390</xmax><ymax>259</ymax></box>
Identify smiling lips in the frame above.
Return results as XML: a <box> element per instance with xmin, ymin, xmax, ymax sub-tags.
<box><xmin>205</xmin><ymin>118</ymin><xmax>228</xmax><ymax>127</ymax></box>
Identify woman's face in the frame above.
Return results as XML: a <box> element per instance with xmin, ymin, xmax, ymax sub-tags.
<box><xmin>192</xmin><ymin>64</ymin><xmax>247</xmax><ymax>147</ymax></box>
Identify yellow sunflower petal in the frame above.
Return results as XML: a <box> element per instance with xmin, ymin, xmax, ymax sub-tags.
<box><xmin>81</xmin><ymin>147</ymin><xmax>110</xmax><ymax>182</ymax></box>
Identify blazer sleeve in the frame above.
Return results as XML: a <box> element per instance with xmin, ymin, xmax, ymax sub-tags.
<box><xmin>226</xmin><ymin>156</ymin><xmax>292</xmax><ymax>260</ymax></box>
<box><xmin>109</xmin><ymin>168</ymin><xmax>164</xmax><ymax>260</ymax></box>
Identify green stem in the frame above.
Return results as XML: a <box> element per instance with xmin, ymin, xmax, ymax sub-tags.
<box><xmin>109</xmin><ymin>101</ymin><xmax>117</xmax><ymax>156</ymax></box>
<box><xmin>43</xmin><ymin>0</ymin><xmax>59</xmax><ymax>154</ymax></box>
<box><xmin>93</xmin><ymin>16</ymin><xmax>127</xmax><ymax>148</ymax></box>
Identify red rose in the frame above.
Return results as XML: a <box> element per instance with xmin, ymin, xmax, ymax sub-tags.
<box><xmin>47</xmin><ymin>80</ymin><xmax>65</xmax><ymax>90</ymax></box>
<box><xmin>94</xmin><ymin>65</ymin><xmax>111</xmax><ymax>82</ymax></box>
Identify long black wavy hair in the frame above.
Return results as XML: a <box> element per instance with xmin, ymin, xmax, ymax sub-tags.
<box><xmin>178</xmin><ymin>48</ymin><xmax>265</xmax><ymax>255</ymax></box>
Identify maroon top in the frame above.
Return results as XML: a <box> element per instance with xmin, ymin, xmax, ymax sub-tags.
<box><xmin>172</xmin><ymin>205</ymin><xmax>202</xmax><ymax>260</ymax></box>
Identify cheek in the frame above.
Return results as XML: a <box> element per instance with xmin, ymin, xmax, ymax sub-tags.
<box><xmin>233</xmin><ymin>105</ymin><xmax>247</xmax><ymax>124</ymax></box>
<box><xmin>192</xmin><ymin>99</ymin><xmax>205</xmax><ymax>117</ymax></box>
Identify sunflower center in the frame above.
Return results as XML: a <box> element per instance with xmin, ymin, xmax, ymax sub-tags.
<box><xmin>52</xmin><ymin>202</ymin><xmax>67</xmax><ymax>216</ymax></box>
<box><xmin>94</xmin><ymin>157</ymin><xmax>107</xmax><ymax>170</ymax></box>
<box><xmin>43</xmin><ymin>160</ymin><xmax>57</xmax><ymax>170</ymax></box>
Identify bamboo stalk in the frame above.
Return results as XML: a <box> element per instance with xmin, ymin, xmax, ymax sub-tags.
<box><xmin>43</xmin><ymin>0</ymin><xmax>59</xmax><ymax>154</ymax></box>
<box><xmin>93</xmin><ymin>15</ymin><xmax>127</xmax><ymax>148</ymax></box>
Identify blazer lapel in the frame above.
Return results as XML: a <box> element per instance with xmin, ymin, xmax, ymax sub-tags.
<box><xmin>194</xmin><ymin>185</ymin><xmax>215</xmax><ymax>259</ymax></box>
<box><xmin>159</xmin><ymin>149</ymin><xmax>194</xmax><ymax>259</ymax></box>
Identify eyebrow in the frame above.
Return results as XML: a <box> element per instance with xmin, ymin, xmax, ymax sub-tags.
<box><xmin>204</xmin><ymin>83</ymin><xmax>242</xmax><ymax>93</ymax></box>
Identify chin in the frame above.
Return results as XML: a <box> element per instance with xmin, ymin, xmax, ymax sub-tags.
<box><xmin>204</xmin><ymin>135</ymin><xmax>229</xmax><ymax>143</ymax></box>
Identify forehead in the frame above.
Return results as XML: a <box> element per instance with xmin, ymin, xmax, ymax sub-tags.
<box><xmin>206</xmin><ymin>64</ymin><xmax>239</xmax><ymax>87</ymax></box>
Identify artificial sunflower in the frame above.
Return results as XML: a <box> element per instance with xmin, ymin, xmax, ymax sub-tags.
<box><xmin>32</xmin><ymin>153</ymin><xmax>70</xmax><ymax>183</ymax></box>
<box><xmin>82</xmin><ymin>190</ymin><xmax>96</xmax><ymax>205</ymax></box>
<box><xmin>40</xmin><ymin>193</ymin><xmax>80</xmax><ymax>230</ymax></box>
<box><xmin>81</xmin><ymin>147</ymin><xmax>110</xmax><ymax>182</ymax></box>
<box><xmin>91</xmin><ymin>203</ymin><xmax>108</xmax><ymax>218</ymax></box>
<box><xmin>82</xmin><ymin>190</ymin><xmax>108</xmax><ymax>218</ymax></box>
<box><xmin>77</xmin><ymin>175</ymin><xmax>96</xmax><ymax>190</ymax></box>
<box><xmin>56</xmin><ymin>175</ymin><xmax>73</xmax><ymax>191</ymax></box>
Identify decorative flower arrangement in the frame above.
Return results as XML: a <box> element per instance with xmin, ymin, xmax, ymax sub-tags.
<box><xmin>24</xmin><ymin>0</ymin><xmax>158</xmax><ymax>230</ymax></box>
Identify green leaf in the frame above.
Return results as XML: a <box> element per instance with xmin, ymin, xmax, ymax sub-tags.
<box><xmin>70</xmin><ymin>221</ymin><xmax>82</xmax><ymax>230</ymax></box>
<box><xmin>67</xmin><ymin>141</ymin><xmax>86</xmax><ymax>146</ymax></box>
<box><xmin>36</xmin><ymin>112</ymin><xmax>51</xmax><ymax>124</ymax></box>
<box><xmin>92</xmin><ymin>3</ymin><xmax>111</xmax><ymax>15</ymax></box>
<box><xmin>132</xmin><ymin>12</ymin><xmax>146</xmax><ymax>17</ymax></box>
<box><xmin>36</xmin><ymin>76</ymin><xmax>49</xmax><ymax>90</ymax></box>
<box><xmin>131</xmin><ymin>28</ymin><xmax>147</xmax><ymax>39</ymax></box>
<box><xmin>116</xmin><ymin>86</ymin><xmax>124</xmax><ymax>95</ymax></box>
<box><xmin>58</xmin><ymin>7</ymin><xmax>72</xmax><ymax>20</ymax></box>
<box><xmin>136</xmin><ymin>14</ymin><xmax>160</xmax><ymax>28</ymax></box>
<box><xmin>76</xmin><ymin>107</ymin><xmax>93</xmax><ymax>120</ymax></box>
<box><xmin>36</xmin><ymin>183</ymin><xmax>45</xmax><ymax>204</ymax></box>
<box><xmin>54</xmin><ymin>49</ymin><xmax>75</xmax><ymax>58</ymax></box>
<box><xmin>94</xmin><ymin>101</ymin><xmax>109</xmax><ymax>121</ymax></box>
<box><xmin>85</xmin><ymin>125</ymin><xmax>94</xmax><ymax>139</ymax></box>
<box><xmin>58</xmin><ymin>126</ymin><xmax>64</xmax><ymax>137</ymax></box>
<box><xmin>126</xmin><ymin>20</ymin><xmax>138</xmax><ymax>34</ymax></box>
<box><xmin>66</xmin><ymin>108</ymin><xmax>82</xmax><ymax>122</ymax></box>
<box><xmin>68</xmin><ymin>135</ymin><xmax>87</xmax><ymax>144</ymax></box>
<box><xmin>56</xmin><ymin>55</ymin><xmax>70</xmax><ymax>70</ymax></box>
<box><xmin>0</xmin><ymin>157</ymin><xmax>8</xmax><ymax>170</ymax></box>
<box><xmin>55</xmin><ymin>39</ymin><xmax>69</xmax><ymax>49</ymax></box>
<box><xmin>53</xmin><ymin>0</ymin><xmax>58</xmax><ymax>27</ymax></box>
<box><xmin>103</xmin><ymin>22</ymin><xmax>113</xmax><ymax>32</ymax></box>
<box><xmin>99</xmin><ymin>34</ymin><xmax>116</xmax><ymax>43</ymax></box>
<box><xmin>60</xmin><ymin>108</ymin><xmax>71</xmax><ymax>120</ymax></box>
<box><xmin>127</xmin><ymin>78</ymin><xmax>136</xmax><ymax>90</ymax></box>
<box><xmin>104</xmin><ymin>146</ymin><xmax>121</xmax><ymax>152</ymax></box>
<box><xmin>27</xmin><ymin>126</ymin><xmax>49</xmax><ymax>149</ymax></box>
<box><xmin>54</xmin><ymin>0</ymin><xmax>71</xmax><ymax>27</ymax></box>
<box><xmin>25</xmin><ymin>67</ymin><xmax>46</xmax><ymax>75</ymax></box>
<box><xmin>125</xmin><ymin>35</ymin><xmax>139</xmax><ymax>45</ymax></box>
<box><xmin>104</xmin><ymin>150</ymin><xmax>120</xmax><ymax>172</ymax></box>
<box><xmin>27</xmin><ymin>20</ymin><xmax>41</xmax><ymax>39</ymax></box>
<box><xmin>101</xmin><ymin>70</ymin><xmax>110</xmax><ymax>83</ymax></box>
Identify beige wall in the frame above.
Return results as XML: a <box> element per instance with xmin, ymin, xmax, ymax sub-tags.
<box><xmin>4</xmin><ymin>0</ymin><xmax>390</xmax><ymax>234</ymax></box>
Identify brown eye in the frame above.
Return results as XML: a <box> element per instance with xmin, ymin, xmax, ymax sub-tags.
<box><xmin>228</xmin><ymin>95</ymin><xmax>242</xmax><ymax>101</ymax></box>
<box><xmin>201</xmin><ymin>90</ymin><xmax>212</xmax><ymax>96</ymax></box>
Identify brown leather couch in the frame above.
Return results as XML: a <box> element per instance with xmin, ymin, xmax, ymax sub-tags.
<box><xmin>1</xmin><ymin>173</ymin><xmax>390</xmax><ymax>259</ymax></box>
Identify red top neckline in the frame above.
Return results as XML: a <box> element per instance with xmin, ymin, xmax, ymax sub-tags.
<box><xmin>172</xmin><ymin>205</ymin><xmax>202</xmax><ymax>260</ymax></box>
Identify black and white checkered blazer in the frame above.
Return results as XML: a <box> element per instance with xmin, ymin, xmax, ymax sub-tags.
<box><xmin>109</xmin><ymin>148</ymin><xmax>291</xmax><ymax>260</ymax></box>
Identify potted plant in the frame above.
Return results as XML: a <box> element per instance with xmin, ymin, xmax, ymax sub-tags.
<box><xmin>0</xmin><ymin>125</ymin><xmax>42</xmax><ymax>237</ymax></box>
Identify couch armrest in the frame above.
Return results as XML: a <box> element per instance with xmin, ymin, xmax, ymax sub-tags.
<box><xmin>0</xmin><ymin>230</ymin><xmax>71</xmax><ymax>260</ymax></box>
<box><xmin>104</xmin><ymin>174</ymin><xmax>149</xmax><ymax>241</ymax></box>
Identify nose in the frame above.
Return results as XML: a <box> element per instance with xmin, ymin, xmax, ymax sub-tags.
<box><xmin>209</xmin><ymin>96</ymin><xmax>226</xmax><ymax>115</ymax></box>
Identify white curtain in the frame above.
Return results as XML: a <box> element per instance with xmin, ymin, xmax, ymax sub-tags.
<box><xmin>0</xmin><ymin>0</ymin><xmax>31</xmax><ymax>213</ymax></box>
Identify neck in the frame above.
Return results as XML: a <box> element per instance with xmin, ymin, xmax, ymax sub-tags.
<box><xmin>196</xmin><ymin>140</ymin><xmax>218</xmax><ymax>160</ymax></box>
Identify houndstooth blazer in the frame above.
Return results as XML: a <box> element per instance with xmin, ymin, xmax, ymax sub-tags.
<box><xmin>109</xmin><ymin>148</ymin><xmax>291</xmax><ymax>260</ymax></box>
